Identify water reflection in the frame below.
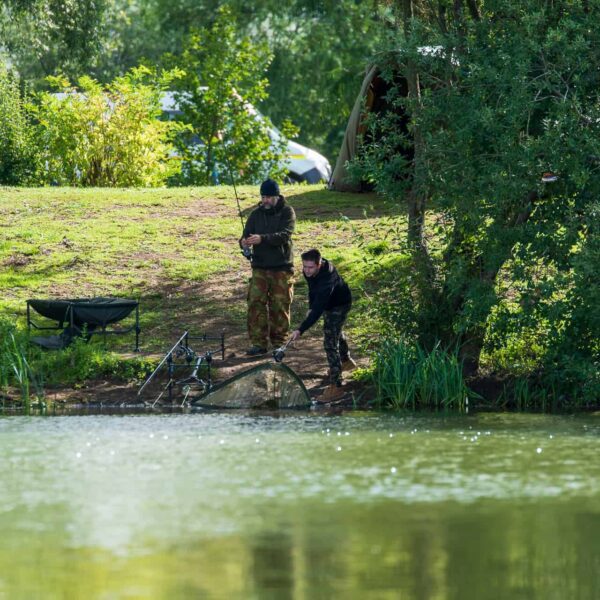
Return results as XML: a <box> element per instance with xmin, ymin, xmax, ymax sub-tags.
<box><xmin>0</xmin><ymin>412</ymin><xmax>598</xmax><ymax>598</ymax></box>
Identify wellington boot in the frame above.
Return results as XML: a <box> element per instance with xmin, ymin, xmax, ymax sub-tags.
<box><xmin>341</xmin><ymin>357</ymin><xmax>357</xmax><ymax>372</ymax></box>
<box><xmin>319</xmin><ymin>384</ymin><xmax>344</xmax><ymax>403</ymax></box>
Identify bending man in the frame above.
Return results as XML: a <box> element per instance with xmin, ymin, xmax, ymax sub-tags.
<box><xmin>290</xmin><ymin>248</ymin><xmax>355</xmax><ymax>402</ymax></box>
<box><xmin>241</xmin><ymin>179</ymin><xmax>295</xmax><ymax>356</ymax></box>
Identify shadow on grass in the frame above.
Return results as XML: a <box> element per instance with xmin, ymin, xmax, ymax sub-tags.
<box><xmin>237</xmin><ymin>188</ymin><xmax>407</xmax><ymax>222</ymax></box>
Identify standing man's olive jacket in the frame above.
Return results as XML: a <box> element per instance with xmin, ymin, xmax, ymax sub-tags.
<box><xmin>242</xmin><ymin>196</ymin><xmax>295</xmax><ymax>271</ymax></box>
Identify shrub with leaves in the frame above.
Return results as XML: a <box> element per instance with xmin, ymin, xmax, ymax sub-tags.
<box><xmin>0</xmin><ymin>65</ymin><xmax>37</xmax><ymax>184</ymax></box>
<box><xmin>36</xmin><ymin>338</ymin><xmax>155</xmax><ymax>386</ymax></box>
<box><xmin>31</xmin><ymin>66</ymin><xmax>184</xmax><ymax>186</ymax></box>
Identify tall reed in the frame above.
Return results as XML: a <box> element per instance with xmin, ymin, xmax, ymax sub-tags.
<box><xmin>0</xmin><ymin>326</ymin><xmax>44</xmax><ymax>411</ymax></box>
<box><xmin>8</xmin><ymin>333</ymin><xmax>30</xmax><ymax>410</ymax></box>
<box><xmin>372</xmin><ymin>338</ymin><xmax>470</xmax><ymax>411</ymax></box>
<box><xmin>498</xmin><ymin>378</ymin><xmax>558</xmax><ymax>411</ymax></box>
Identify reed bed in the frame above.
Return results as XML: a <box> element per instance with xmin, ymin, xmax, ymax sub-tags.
<box><xmin>372</xmin><ymin>339</ymin><xmax>471</xmax><ymax>411</ymax></box>
<box><xmin>0</xmin><ymin>324</ymin><xmax>44</xmax><ymax>411</ymax></box>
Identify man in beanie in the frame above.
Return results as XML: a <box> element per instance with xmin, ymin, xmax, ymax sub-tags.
<box><xmin>290</xmin><ymin>248</ymin><xmax>356</xmax><ymax>402</ymax></box>
<box><xmin>240</xmin><ymin>179</ymin><xmax>296</xmax><ymax>355</ymax></box>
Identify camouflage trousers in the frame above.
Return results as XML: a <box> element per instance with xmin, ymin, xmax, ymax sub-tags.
<box><xmin>247</xmin><ymin>269</ymin><xmax>294</xmax><ymax>348</ymax></box>
<box><xmin>323</xmin><ymin>304</ymin><xmax>351</xmax><ymax>385</ymax></box>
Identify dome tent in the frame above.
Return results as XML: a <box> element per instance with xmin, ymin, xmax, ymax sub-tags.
<box><xmin>329</xmin><ymin>64</ymin><xmax>412</xmax><ymax>192</ymax></box>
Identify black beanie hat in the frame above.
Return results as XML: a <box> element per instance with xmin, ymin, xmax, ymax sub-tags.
<box><xmin>260</xmin><ymin>179</ymin><xmax>280</xmax><ymax>196</ymax></box>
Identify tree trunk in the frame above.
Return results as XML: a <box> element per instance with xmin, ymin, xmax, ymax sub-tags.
<box><xmin>401</xmin><ymin>0</ymin><xmax>426</xmax><ymax>252</ymax></box>
<box><xmin>442</xmin><ymin>191</ymin><xmax>540</xmax><ymax>373</ymax></box>
<box><xmin>400</xmin><ymin>0</ymin><xmax>438</xmax><ymax>335</ymax></box>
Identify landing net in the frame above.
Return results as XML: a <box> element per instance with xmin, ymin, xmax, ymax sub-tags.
<box><xmin>193</xmin><ymin>362</ymin><xmax>311</xmax><ymax>409</ymax></box>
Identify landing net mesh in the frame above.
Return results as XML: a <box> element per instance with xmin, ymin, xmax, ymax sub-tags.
<box><xmin>193</xmin><ymin>363</ymin><xmax>311</xmax><ymax>409</ymax></box>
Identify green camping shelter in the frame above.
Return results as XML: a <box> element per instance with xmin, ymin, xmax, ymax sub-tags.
<box><xmin>330</xmin><ymin>50</ymin><xmax>448</xmax><ymax>192</ymax></box>
<box><xmin>329</xmin><ymin>65</ymin><xmax>380</xmax><ymax>192</ymax></box>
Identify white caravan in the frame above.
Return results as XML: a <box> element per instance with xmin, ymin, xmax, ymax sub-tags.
<box><xmin>160</xmin><ymin>91</ymin><xmax>331</xmax><ymax>184</ymax></box>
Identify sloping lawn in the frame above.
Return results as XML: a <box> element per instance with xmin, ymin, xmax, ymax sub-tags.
<box><xmin>1</xmin><ymin>185</ymin><xmax>408</xmax><ymax>360</ymax></box>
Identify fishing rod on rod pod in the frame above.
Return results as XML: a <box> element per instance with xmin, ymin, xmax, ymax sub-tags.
<box><xmin>222</xmin><ymin>143</ymin><xmax>252</xmax><ymax>260</ymax></box>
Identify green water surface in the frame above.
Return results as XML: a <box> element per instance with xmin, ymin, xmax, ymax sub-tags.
<box><xmin>1</xmin><ymin>412</ymin><xmax>599</xmax><ymax>599</ymax></box>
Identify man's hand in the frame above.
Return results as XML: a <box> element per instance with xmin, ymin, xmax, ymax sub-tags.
<box><xmin>290</xmin><ymin>329</ymin><xmax>301</xmax><ymax>342</ymax></box>
<box><xmin>245</xmin><ymin>234</ymin><xmax>262</xmax><ymax>246</ymax></box>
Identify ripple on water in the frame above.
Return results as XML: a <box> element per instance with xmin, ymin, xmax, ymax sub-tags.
<box><xmin>0</xmin><ymin>412</ymin><xmax>599</xmax><ymax>549</ymax></box>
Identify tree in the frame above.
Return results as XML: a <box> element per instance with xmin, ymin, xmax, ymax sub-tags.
<box><xmin>258</xmin><ymin>0</ymin><xmax>387</xmax><ymax>160</ymax></box>
<box><xmin>0</xmin><ymin>0</ymin><xmax>109</xmax><ymax>84</ymax></box>
<box><xmin>354</xmin><ymin>0</ymin><xmax>600</xmax><ymax>400</ymax></box>
<box><xmin>169</xmin><ymin>6</ymin><xmax>291</xmax><ymax>185</ymax></box>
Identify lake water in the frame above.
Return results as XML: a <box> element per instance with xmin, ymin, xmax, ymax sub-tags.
<box><xmin>1</xmin><ymin>411</ymin><xmax>599</xmax><ymax>599</ymax></box>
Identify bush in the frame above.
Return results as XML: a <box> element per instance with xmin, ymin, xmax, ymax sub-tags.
<box><xmin>31</xmin><ymin>67</ymin><xmax>183</xmax><ymax>186</ymax></box>
<box><xmin>37</xmin><ymin>338</ymin><xmax>155</xmax><ymax>386</ymax></box>
<box><xmin>0</xmin><ymin>66</ymin><xmax>37</xmax><ymax>184</ymax></box>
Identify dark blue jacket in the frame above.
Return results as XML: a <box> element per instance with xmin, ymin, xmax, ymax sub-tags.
<box><xmin>298</xmin><ymin>259</ymin><xmax>351</xmax><ymax>334</ymax></box>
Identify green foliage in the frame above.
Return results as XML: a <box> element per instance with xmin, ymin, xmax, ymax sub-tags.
<box><xmin>37</xmin><ymin>339</ymin><xmax>155</xmax><ymax>385</ymax></box>
<box><xmin>1</xmin><ymin>1</ymin><xmax>385</xmax><ymax>165</ymax></box>
<box><xmin>0</xmin><ymin>317</ymin><xmax>44</xmax><ymax>408</ymax></box>
<box><xmin>0</xmin><ymin>315</ymin><xmax>154</xmax><ymax>406</ymax></box>
<box><xmin>259</xmin><ymin>0</ymin><xmax>386</xmax><ymax>160</ymax></box>
<box><xmin>0</xmin><ymin>0</ymin><xmax>109</xmax><ymax>84</ymax></box>
<box><xmin>372</xmin><ymin>338</ymin><xmax>471</xmax><ymax>411</ymax></box>
<box><xmin>96</xmin><ymin>0</ymin><xmax>385</xmax><ymax>161</ymax></box>
<box><xmin>30</xmin><ymin>66</ymin><xmax>183</xmax><ymax>186</ymax></box>
<box><xmin>495</xmin><ymin>376</ymin><xmax>561</xmax><ymax>412</ymax></box>
<box><xmin>0</xmin><ymin>66</ymin><xmax>37</xmax><ymax>184</ymax></box>
<box><xmin>0</xmin><ymin>314</ymin><xmax>155</xmax><ymax>399</ymax></box>
<box><xmin>351</xmin><ymin>0</ymin><xmax>600</xmax><ymax>402</ymax></box>
<box><xmin>168</xmin><ymin>6</ymin><xmax>290</xmax><ymax>185</ymax></box>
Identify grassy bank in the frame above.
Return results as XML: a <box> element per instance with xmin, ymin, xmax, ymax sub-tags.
<box><xmin>4</xmin><ymin>185</ymin><xmax>592</xmax><ymax>410</ymax></box>
<box><xmin>0</xmin><ymin>185</ymin><xmax>409</xmax><ymax>401</ymax></box>
<box><xmin>0</xmin><ymin>184</ymin><xmax>405</xmax><ymax>341</ymax></box>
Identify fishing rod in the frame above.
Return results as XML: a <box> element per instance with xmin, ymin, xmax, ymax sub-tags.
<box><xmin>222</xmin><ymin>141</ymin><xmax>252</xmax><ymax>260</ymax></box>
<box><xmin>137</xmin><ymin>331</ymin><xmax>189</xmax><ymax>396</ymax></box>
